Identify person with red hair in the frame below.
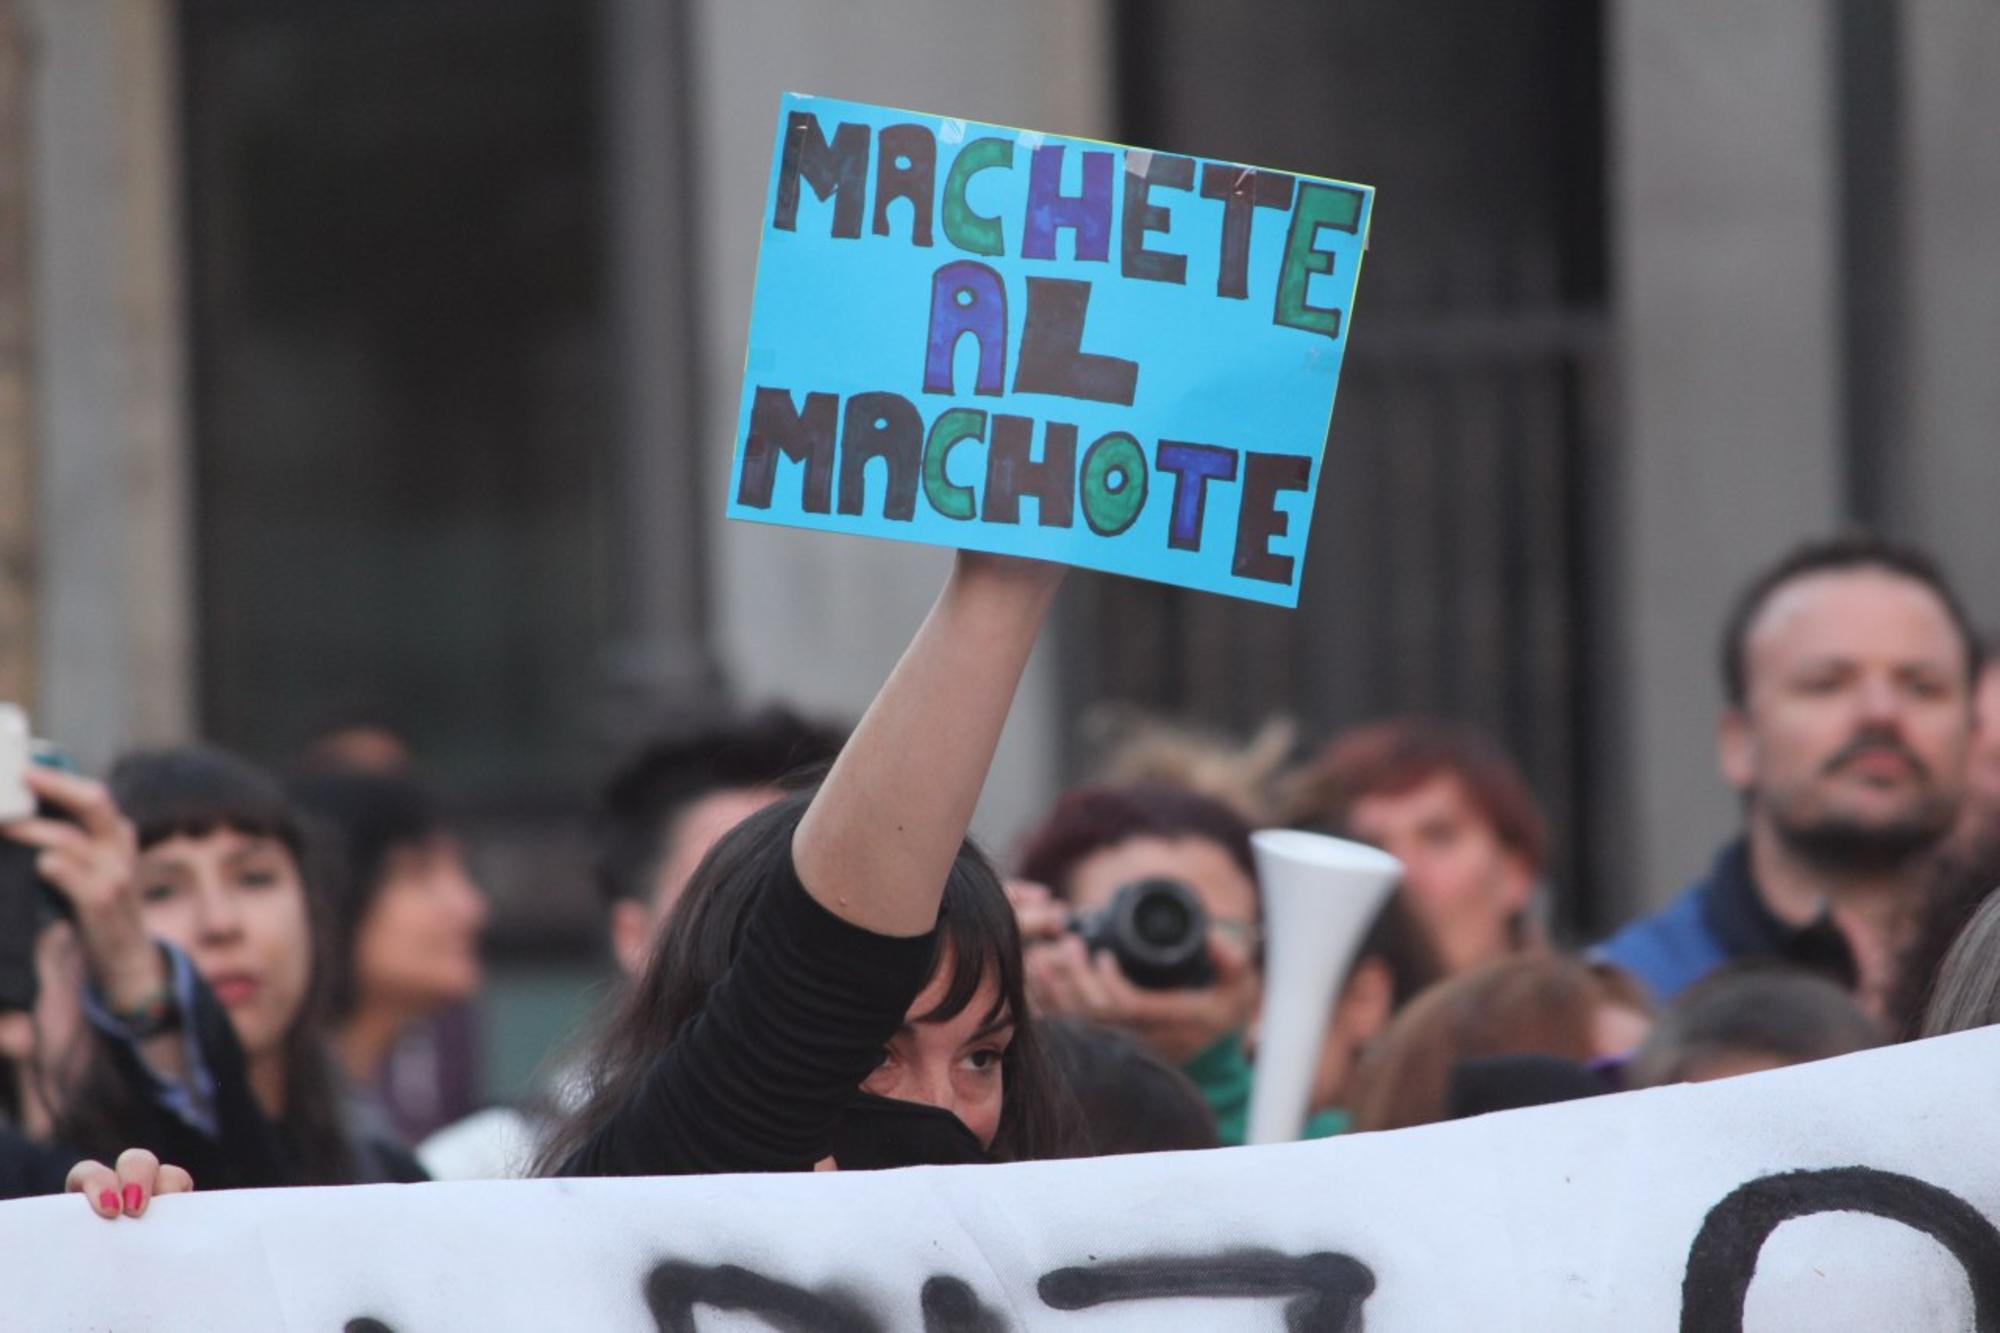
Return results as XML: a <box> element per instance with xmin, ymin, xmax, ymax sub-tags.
<box><xmin>1285</xmin><ymin>718</ymin><xmax>1548</xmax><ymax>975</ymax></box>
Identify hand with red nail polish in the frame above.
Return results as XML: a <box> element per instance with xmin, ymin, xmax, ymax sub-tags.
<box><xmin>65</xmin><ymin>1146</ymin><xmax>194</xmax><ymax>1220</ymax></box>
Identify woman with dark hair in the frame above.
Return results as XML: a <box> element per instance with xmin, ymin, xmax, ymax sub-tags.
<box><xmin>541</xmin><ymin>553</ymin><xmax>1074</xmax><ymax>1175</ymax></box>
<box><xmin>286</xmin><ymin>768</ymin><xmax>486</xmax><ymax>1140</ymax></box>
<box><xmin>1</xmin><ymin>747</ymin><xmax>410</xmax><ymax>1186</ymax></box>
<box><xmin>103</xmin><ymin>745</ymin><xmax>421</xmax><ymax>1183</ymax></box>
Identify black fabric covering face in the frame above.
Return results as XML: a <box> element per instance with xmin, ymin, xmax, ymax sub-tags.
<box><xmin>560</xmin><ymin>854</ymin><xmax>939</xmax><ymax>1177</ymax></box>
<box><xmin>824</xmin><ymin>1092</ymin><xmax>986</xmax><ymax>1171</ymax></box>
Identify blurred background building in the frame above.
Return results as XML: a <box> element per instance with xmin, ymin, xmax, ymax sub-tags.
<box><xmin>2</xmin><ymin>0</ymin><xmax>1997</xmax><ymax>1097</ymax></box>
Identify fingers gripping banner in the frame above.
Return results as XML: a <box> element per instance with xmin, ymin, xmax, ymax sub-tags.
<box><xmin>5</xmin><ymin>1030</ymin><xmax>1998</xmax><ymax>1330</ymax></box>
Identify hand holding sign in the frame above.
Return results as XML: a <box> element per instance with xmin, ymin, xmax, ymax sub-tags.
<box><xmin>729</xmin><ymin>94</ymin><xmax>1374</xmax><ymax>606</ymax></box>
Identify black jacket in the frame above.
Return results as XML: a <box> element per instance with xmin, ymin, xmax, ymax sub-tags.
<box><xmin>0</xmin><ymin>1126</ymin><xmax>70</xmax><ymax>1201</ymax></box>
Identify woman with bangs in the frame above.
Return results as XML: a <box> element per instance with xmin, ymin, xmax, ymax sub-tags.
<box><xmin>92</xmin><ymin>746</ymin><xmax>420</xmax><ymax>1184</ymax></box>
<box><xmin>4</xmin><ymin>744</ymin><xmax>415</xmax><ymax>1187</ymax></box>
<box><xmin>543</xmin><ymin>554</ymin><xmax>1074</xmax><ymax>1175</ymax></box>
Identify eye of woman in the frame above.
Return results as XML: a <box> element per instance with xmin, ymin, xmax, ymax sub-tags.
<box><xmin>235</xmin><ymin>863</ymin><xmax>283</xmax><ymax>890</ymax></box>
<box><xmin>959</xmin><ymin>1024</ymin><xmax>1014</xmax><ymax>1072</ymax></box>
<box><xmin>137</xmin><ymin>879</ymin><xmax>180</xmax><ymax>907</ymax></box>
<box><xmin>229</xmin><ymin>847</ymin><xmax>291</xmax><ymax>890</ymax></box>
<box><xmin>960</xmin><ymin>1047</ymin><xmax>1004</xmax><ymax>1072</ymax></box>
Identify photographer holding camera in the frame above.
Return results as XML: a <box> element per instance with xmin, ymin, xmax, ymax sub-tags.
<box><xmin>1012</xmin><ymin>784</ymin><xmax>1267</xmax><ymax>1141</ymax></box>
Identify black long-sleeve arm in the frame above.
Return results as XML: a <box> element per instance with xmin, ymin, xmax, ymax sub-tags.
<box><xmin>561</xmin><ymin>855</ymin><xmax>938</xmax><ymax>1177</ymax></box>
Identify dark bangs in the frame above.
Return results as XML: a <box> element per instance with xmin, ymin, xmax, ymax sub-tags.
<box><xmin>95</xmin><ymin>744</ymin><xmax>358</xmax><ymax>1181</ymax></box>
<box><xmin>910</xmin><ymin>843</ymin><xmax>1021</xmax><ymax>1030</ymax></box>
<box><xmin>908</xmin><ymin>840</ymin><xmax>1075</xmax><ymax>1163</ymax></box>
<box><xmin>109</xmin><ymin>745</ymin><xmax>306</xmax><ymax>858</ymax></box>
<box><xmin>539</xmin><ymin>787</ymin><xmax>1077</xmax><ymax>1173</ymax></box>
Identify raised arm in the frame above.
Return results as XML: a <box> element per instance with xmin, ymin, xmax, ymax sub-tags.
<box><xmin>793</xmin><ymin>552</ymin><xmax>1064</xmax><ymax>937</ymax></box>
<box><xmin>554</xmin><ymin>551</ymin><xmax>1066</xmax><ymax>1177</ymax></box>
<box><xmin>4</xmin><ymin>768</ymin><xmax>183</xmax><ymax>1079</ymax></box>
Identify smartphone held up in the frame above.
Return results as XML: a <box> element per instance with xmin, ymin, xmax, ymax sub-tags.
<box><xmin>0</xmin><ymin>703</ymin><xmax>32</xmax><ymax>824</ymax></box>
<box><xmin>0</xmin><ymin>704</ymin><xmax>78</xmax><ymax>1012</ymax></box>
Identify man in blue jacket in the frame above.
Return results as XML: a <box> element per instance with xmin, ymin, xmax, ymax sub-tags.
<box><xmin>1599</xmin><ymin>535</ymin><xmax>1978</xmax><ymax>1019</ymax></box>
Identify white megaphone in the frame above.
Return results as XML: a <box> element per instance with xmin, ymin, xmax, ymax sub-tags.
<box><xmin>1244</xmin><ymin>829</ymin><xmax>1403</xmax><ymax>1145</ymax></box>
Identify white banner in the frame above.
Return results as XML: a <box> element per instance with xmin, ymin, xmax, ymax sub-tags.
<box><xmin>4</xmin><ymin>1028</ymin><xmax>1998</xmax><ymax>1331</ymax></box>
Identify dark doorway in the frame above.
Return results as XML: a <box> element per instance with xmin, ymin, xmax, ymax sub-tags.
<box><xmin>1079</xmin><ymin>1</ymin><xmax>1615</xmax><ymax>929</ymax></box>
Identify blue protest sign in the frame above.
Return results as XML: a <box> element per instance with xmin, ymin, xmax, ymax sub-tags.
<box><xmin>727</xmin><ymin>93</ymin><xmax>1374</xmax><ymax>607</ymax></box>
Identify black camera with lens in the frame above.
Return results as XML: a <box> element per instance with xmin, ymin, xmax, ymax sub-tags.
<box><xmin>1070</xmin><ymin>877</ymin><xmax>1215</xmax><ymax>990</ymax></box>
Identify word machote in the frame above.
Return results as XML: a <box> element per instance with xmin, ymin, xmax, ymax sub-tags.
<box><xmin>727</xmin><ymin>93</ymin><xmax>1374</xmax><ymax>606</ymax></box>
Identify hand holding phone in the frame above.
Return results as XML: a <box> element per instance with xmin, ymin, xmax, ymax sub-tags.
<box><xmin>0</xmin><ymin>704</ymin><xmax>32</xmax><ymax>823</ymax></box>
<box><xmin>0</xmin><ymin>713</ymin><xmax>163</xmax><ymax>1019</ymax></box>
<box><xmin>0</xmin><ymin>704</ymin><xmax>46</xmax><ymax>1011</ymax></box>
<box><xmin>5</xmin><ymin>766</ymin><xmax>159</xmax><ymax>1009</ymax></box>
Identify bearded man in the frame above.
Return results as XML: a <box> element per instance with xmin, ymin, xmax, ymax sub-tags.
<box><xmin>1599</xmin><ymin>536</ymin><xmax>1978</xmax><ymax>1018</ymax></box>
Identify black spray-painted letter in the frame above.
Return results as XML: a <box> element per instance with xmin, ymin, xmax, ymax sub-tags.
<box><xmin>1680</xmin><ymin>1166</ymin><xmax>2000</xmax><ymax>1332</ymax></box>
<box><xmin>1040</xmin><ymin>1250</ymin><xmax>1376</xmax><ymax>1332</ymax></box>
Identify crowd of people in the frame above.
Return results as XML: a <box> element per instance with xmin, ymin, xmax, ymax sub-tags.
<box><xmin>4</xmin><ymin>532</ymin><xmax>2000</xmax><ymax>1223</ymax></box>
